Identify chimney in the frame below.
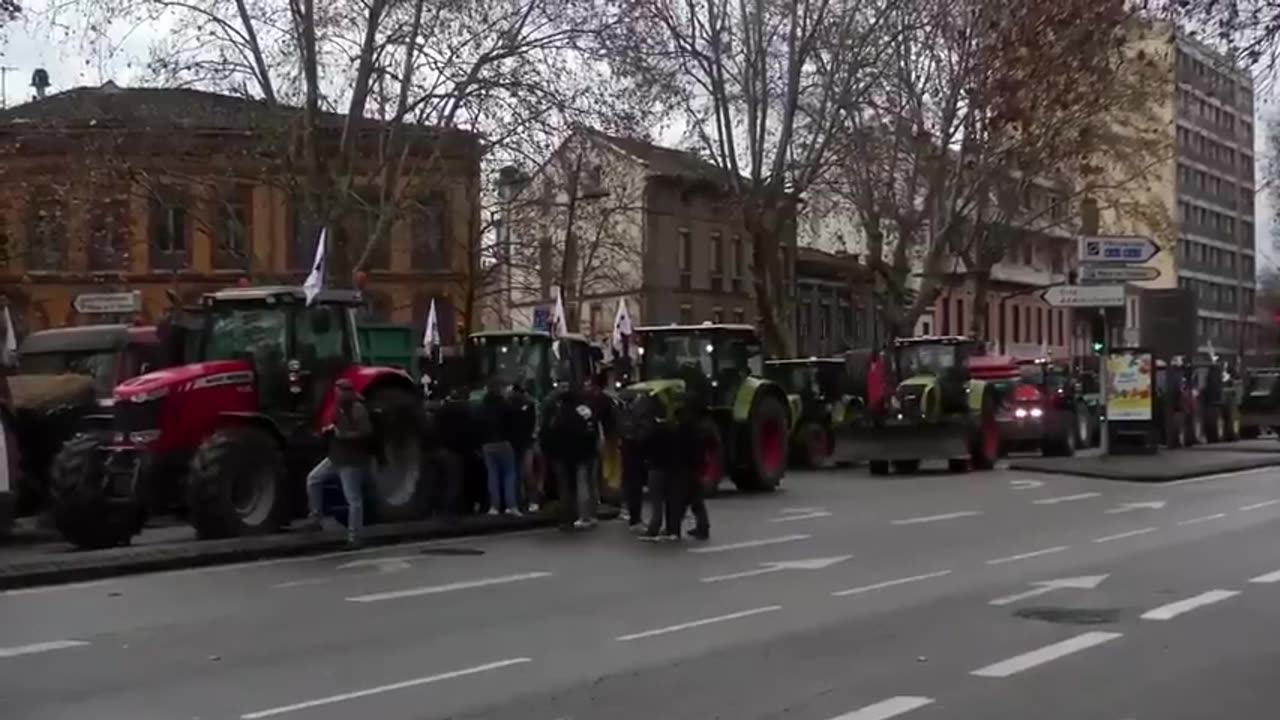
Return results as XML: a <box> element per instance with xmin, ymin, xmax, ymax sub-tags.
<box><xmin>31</xmin><ymin>68</ymin><xmax>49</xmax><ymax>99</ymax></box>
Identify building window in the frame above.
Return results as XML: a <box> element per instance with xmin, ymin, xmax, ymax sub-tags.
<box><xmin>1035</xmin><ymin>307</ymin><xmax>1044</xmax><ymax>344</ymax></box>
<box><xmin>344</xmin><ymin>190</ymin><xmax>388</xmax><ymax>271</ymax></box>
<box><xmin>679</xmin><ymin>303</ymin><xmax>693</xmax><ymax>325</ymax></box>
<box><xmin>712</xmin><ymin>307</ymin><xmax>724</xmax><ymax>324</ymax></box>
<box><xmin>288</xmin><ymin>196</ymin><xmax>322</xmax><ymax>271</ymax></box>
<box><xmin>25</xmin><ymin>184</ymin><xmax>66</xmax><ymax>271</ymax></box>
<box><xmin>940</xmin><ymin>297</ymin><xmax>951</xmax><ymax>335</ymax></box>
<box><xmin>412</xmin><ymin>192</ymin><xmax>450</xmax><ymax>270</ymax></box>
<box><xmin>1012</xmin><ymin>304</ymin><xmax>1021</xmax><ymax>343</ymax></box>
<box><xmin>214</xmin><ymin>185</ymin><xmax>253</xmax><ymax>271</ymax></box>
<box><xmin>589</xmin><ymin>303</ymin><xmax>603</xmax><ymax>337</ymax></box>
<box><xmin>148</xmin><ymin>185</ymin><xmax>190</xmax><ymax>271</ymax></box>
<box><xmin>733</xmin><ymin>308</ymin><xmax>746</xmax><ymax>324</ymax></box>
<box><xmin>731</xmin><ymin>235</ymin><xmax>743</xmax><ymax>291</ymax></box>
<box><xmin>819</xmin><ymin>303</ymin><xmax>831</xmax><ymax>341</ymax></box>
<box><xmin>955</xmin><ymin>298</ymin><xmax>965</xmax><ymax>335</ymax></box>
<box><xmin>679</xmin><ymin>229</ymin><xmax>692</xmax><ymax>291</ymax></box>
<box><xmin>87</xmin><ymin>190</ymin><xmax>130</xmax><ymax>272</ymax></box>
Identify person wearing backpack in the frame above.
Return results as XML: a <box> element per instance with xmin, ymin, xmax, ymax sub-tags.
<box><xmin>541</xmin><ymin>379</ymin><xmax>600</xmax><ymax>530</ymax></box>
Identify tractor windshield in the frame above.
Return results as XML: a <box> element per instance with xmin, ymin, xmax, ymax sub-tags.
<box><xmin>638</xmin><ymin>332</ymin><xmax>713</xmax><ymax>380</ymax></box>
<box><xmin>898</xmin><ymin>343</ymin><xmax>957</xmax><ymax>378</ymax></box>
<box><xmin>767</xmin><ymin>364</ymin><xmax>820</xmax><ymax>396</ymax></box>
<box><xmin>203</xmin><ymin>304</ymin><xmax>290</xmax><ymax>363</ymax></box>
<box><xmin>470</xmin><ymin>335</ymin><xmax>549</xmax><ymax>395</ymax></box>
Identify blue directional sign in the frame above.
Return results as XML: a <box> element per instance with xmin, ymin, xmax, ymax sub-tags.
<box><xmin>1078</xmin><ymin>235</ymin><xmax>1160</xmax><ymax>264</ymax></box>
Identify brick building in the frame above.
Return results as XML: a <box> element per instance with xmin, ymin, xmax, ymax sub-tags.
<box><xmin>0</xmin><ymin>82</ymin><xmax>481</xmax><ymax>341</ymax></box>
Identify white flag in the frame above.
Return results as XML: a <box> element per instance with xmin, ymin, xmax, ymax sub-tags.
<box><xmin>1207</xmin><ymin>339</ymin><xmax>1217</xmax><ymax>361</ymax></box>
<box><xmin>0</xmin><ymin>304</ymin><xmax>16</xmax><ymax>365</ymax></box>
<box><xmin>550</xmin><ymin>287</ymin><xmax>569</xmax><ymax>339</ymax></box>
<box><xmin>422</xmin><ymin>298</ymin><xmax>441</xmax><ymax>356</ymax></box>
<box><xmin>303</xmin><ymin>227</ymin><xmax>328</xmax><ymax>306</ymax></box>
<box><xmin>611</xmin><ymin>297</ymin><xmax>633</xmax><ymax>354</ymax></box>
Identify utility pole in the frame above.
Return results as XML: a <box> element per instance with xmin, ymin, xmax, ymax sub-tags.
<box><xmin>0</xmin><ymin>67</ymin><xmax>18</xmax><ymax>108</ymax></box>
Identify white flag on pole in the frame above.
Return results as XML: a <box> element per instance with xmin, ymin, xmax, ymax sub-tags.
<box><xmin>1</xmin><ymin>304</ymin><xmax>16</xmax><ymax>365</ymax></box>
<box><xmin>303</xmin><ymin>227</ymin><xmax>328</xmax><ymax>306</ymax></box>
<box><xmin>422</xmin><ymin>298</ymin><xmax>441</xmax><ymax>356</ymax></box>
<box><xmin>550</xmin><ymin>287</ymin><xmax>569</xmax><ymax>339</ymax></box>
<box><xmin>611</xmin><ymin>297</ymin><xmax>633</xmax><ymax>355</ymax></box>
<box><xmin>1207</xmin><ymin>339</ymin><xmax>1217</xmax><ymax>361</ymax></box>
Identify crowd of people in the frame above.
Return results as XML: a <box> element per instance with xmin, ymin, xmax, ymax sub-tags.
<box><xmin>304</xmin><ymin>369</ymin><xmax>714</xmax><ymax>548</ymax></box>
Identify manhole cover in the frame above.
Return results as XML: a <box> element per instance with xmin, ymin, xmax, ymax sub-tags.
<box><xmin>419</xmin><ymin>547</ymin><xmax>486</xmax><ymax>556</ymax></box>
<box><xmin>1014</xmin><ymin>607</ymin><xmax>1121</xmax><ymax>625</ymax></box>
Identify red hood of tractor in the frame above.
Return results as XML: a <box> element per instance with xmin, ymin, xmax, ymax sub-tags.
<box><xmin>114</xmin><ymin>360</ymin><xmax>253</xmax><ymax>402</ymax></box>
<box><xmin>1012</xmin><ymin>384</ymin><xmax>1044</xmax><ymax>403</ymax></box>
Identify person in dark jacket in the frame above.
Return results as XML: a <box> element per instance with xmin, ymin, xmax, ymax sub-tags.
<box><xmin>670</xmin><ymin>368</ymin><xmax>712</xmax><ymax>540</ymax></box>
<box><xmin>635</xmin><ymin>392</ymin><xmax>681</xmax><ymax>541</ymax></box>
<box><xmin>508</xmin><ymin>382</ymin><xmax>539</xmax><ymax>512</ymax></box>
<box><xmin>479</xmin><ymin>377</ymin><xmax>520</xmax><ymax>516</ymax></box>
<box><xmin>301</xmin><ymin>379</ymin><xmax>374</xmax><ymax>547</ymax></box>
<box><xmin>541</xmin><ymin>379</ymin><xmax>600</xmax><ymax>530</ymax></box>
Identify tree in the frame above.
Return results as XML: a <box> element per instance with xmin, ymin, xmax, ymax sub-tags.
<box><xmin>598</xmin><ymin>0</ymin><xmax>892</xmax><ymax>355</ymax></box>
<box><xmin>829</xmin><ymin>0</ymin><xmax>1172</xmax><ymax>340</ymax></box>
<box><xmin>1173</xmin><ymin>0</ymin><xmax>1280</xmax><ymax>75</ymax></box>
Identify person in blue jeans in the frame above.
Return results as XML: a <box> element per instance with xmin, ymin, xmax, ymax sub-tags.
<box><xmin>479</xmin><ymin>377</ymin><xmax>520</xmax><ymax>516</ymax></box>
<box><xmin>300</xmin><ymin>379</ymin><xmax>374</xmax><ymax>547</ymax></box>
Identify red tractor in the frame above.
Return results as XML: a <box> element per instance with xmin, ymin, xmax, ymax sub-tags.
<box><xmin>49</xmin><ymin>286</ymin><xmax>424</xmax><ymax>549</ymax></box>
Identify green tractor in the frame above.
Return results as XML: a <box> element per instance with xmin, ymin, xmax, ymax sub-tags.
<box><xmin>765</xmin><ymin>356</ymin><xmax>865</xmax><ymax>469</ymax></box>
<box><xmin>857</xmin><ymin>336</ymin><xmax>1000</xmax><ymax>475</ymax></box>
<box><xmin>624</xmin><ymin>323</ymin><xmax>791</xmax><ymax>493</ymax></box>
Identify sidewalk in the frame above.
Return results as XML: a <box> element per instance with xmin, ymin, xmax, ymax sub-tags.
<box><xmin>0</xmin><ymin>507</ymin><xmax>618</xmax><ymax>591</ymax></box>
<box><xmin>1007</xmin><ymin>445</ymin><xmax>1280</xmax><ymax>482</ymax></box>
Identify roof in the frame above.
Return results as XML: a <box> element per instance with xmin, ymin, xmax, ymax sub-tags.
<box><xmin>894</xmin><ymin>336</ymin><xmax>975</xmax><ymax>346</ymax></box>
<box><xmin>205</xmin><ymin>286</ymin><xmax>365</xmax><ymax>305</ymax></box>
<box><xmin>19</xmin><ymin>324</ymin><xmax>129</xmax><ymax>354</ymax></box>
<box><xmin>635</xmin><ymin>323</ymin><xmax>758</xmax><ymax>334</ymax></box>
<box><xmin>0</xmin><ymin>82</ymin><xmax>477</xmax><ymax>142</ymax></box>
<box><xmin>766</xmin><ymin>357</ymin><xmax>845</xmax><ymax>365</ymax></box>
<box><xmin>582</xmin><ymin>128</ymin><xmax>724</xmax><ymax>184</ymax></box>
<box><xmin>469</xmin><ymin>330</ymin><xmax>590</xmax><ymax>343</ymax></box>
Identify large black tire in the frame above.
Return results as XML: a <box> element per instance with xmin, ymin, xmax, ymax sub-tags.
<box><xmin>364</xmin><ymin>386</ymin><xmax>428</xmax><ymax>525</ymax></box>
<box><xmin>791</xmin><ymin>421</ymin><xmax>832</xmax><ymax>469</ymax></box>
<box><xmin>1042</xmin><ymin>412</ymin><xmax>1077</xmax><ymax>457</ymax></box>
<box><xmin>868</xmin><ymin>460</ymin><xmax>890</xmax><ymax>476</ymax></box>
<box><xmin>730</xmin><ymin>394</ymin><xmax>789</xmax><ymax>492</ymax></box>
<box><xmin>891</xmin><ymin>459</ymin><xmax>920</xmax><ymax>474</ymax></box>
<box><xmin>186</xmin><ymin>425</ymin><xmax>288</xmax><ymax>539</ymax></box>
<box><xmin>969</xmin><ymin>393</ymin><xmax>999</xmax><ymax>470</ymax></box>
<box><xmin>49</xmin><ymin>436</ymin><xmax>144</xmax><ymax>549</ymax></box>
<box><xmin>947</xmin><ymin>458</ymin><xmax>970</xmax><ymax>473</ymax></box>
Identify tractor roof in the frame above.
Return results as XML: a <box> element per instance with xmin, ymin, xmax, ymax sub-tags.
<box><xmin>766</xmin><ymin>357</ymin><xmax>844</xmax><ymax>366</ymax></box>
<box><xmin>635</xmin><ymin>323</ymin><xmax>757</xmax><ymax>334</ymax></box>
<box><xmin>204</xmin><ymin>285</ymin><xmax>365</xmax><ymax>305</ymax></box>
<box><xmin>18</xmin><ymin>324</ymin><xmax>157</xmax><ymax>355</ymax></box>
<box><xmin>469</xmin><ymin>330</ymin><xmax>590</xmax><ymax>343</ymax></box>
<box><xmin>894</xmin><ymin>335</ymin><xmax>973</xmax><ymax>346</ymax></box>
<box><xmin>968</xmin><ymin>355</ymin><xmax>1020</xmax><ymax>380</ymax></box>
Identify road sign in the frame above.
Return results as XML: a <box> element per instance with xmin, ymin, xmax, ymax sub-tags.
<box><xmin>1041</xmin><ymin>285</ymin><xmax>1125</xmax><ymax>307</ymax></box>
<box><xmin>72</xmin><ymin>291</ymin><xmax>142</xmax><ymax>315</ymax></box>
<box><xmin>1079</xmin><ymin>265</ymin><xmax>1161</xmax><ymax>283</ymax></box>
<box><xmin>1079</xmin><ymin>235</ymin><xmax>1160</xmax><ymax>264</ymax></box>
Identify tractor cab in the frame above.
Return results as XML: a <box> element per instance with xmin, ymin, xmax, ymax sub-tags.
<box><xmin>892</xmin><ymin>336</ymin><xmax>982</xmax><ymax>417</ymax></box>
<box><xmin>636</xmin><ymin>323</ymin><xmax>764</xmax><ymax>410</ymax></box>
<box><xmin>765</xmin><ymin>357</ymin><xmax>845</xmax><ymax>403</ymax></box>
<box><xmin>765</xmin><ymin>357</ymin><xmax>852</xmax><ymax>468</ymax></box>
<box><xmin>466</xmin><ymin>330</ymin><xmax>597</xmax><ymax>401</ymax></box>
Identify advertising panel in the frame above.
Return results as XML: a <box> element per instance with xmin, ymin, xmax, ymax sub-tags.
<box><xmin>1106</xmin><ymin>350</ymin><xmax>1153</xmax><ymax>421</ymax></box>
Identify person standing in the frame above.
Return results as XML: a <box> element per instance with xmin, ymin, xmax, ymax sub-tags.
<box><xmin>672</xmin><ymin>382</ymin><xmax>711</xmax><ymax>541</ymax></box>
<box><xmin>637</xmin><ymin>394</ymin><xmax>682</xmax><ymax>541</ymax></box>
<box><xmin>541</xmin><ymin>379</ymin><xmax>600</xmax><ymax>530</ymax></box>
<box><xmin>301</xmin><ymin>379</ymin><xmax>374</xmax><ymax>547</ymax></box>
<box><xmin>479</xmin><ymin>377</ymin><xmax>520</xmax><ymax>516</ymax></box>
<box><xmin>508</xmin><ymin>382</ymin><xmax>539</xmax><ymax>512</ymax></box>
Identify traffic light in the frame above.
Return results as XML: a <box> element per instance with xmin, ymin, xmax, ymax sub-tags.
<box><xmin>1089</xmin><ymin>312</ymin><xmax>1106</xmax><ymax>354</ymax></box>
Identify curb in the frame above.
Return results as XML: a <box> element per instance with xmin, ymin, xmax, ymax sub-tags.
<box><xmin>1007</xmin><ymin>456</ymin><xmax>1280</xmax><ymax>482</ymax></box>
<box><xmin>0</xmin><ymin>508</ymin><xmax>619</xmax><ymax>591</ymax></box>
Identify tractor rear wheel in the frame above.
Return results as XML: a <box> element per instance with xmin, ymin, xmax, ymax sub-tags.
<box><xmin>730</xmin><ymin>394</ymin><xmax>789</xmax><ymax>492</ymax></box>
<box><xmin>187</xmin><ymin>426</ymin><xmax>288</xmax><ymax>539</ymax></box>
<box><xmin>891</xmin><ymin>459</ymin><xmax>920</xmax><ymax>474</ymax></box>
<box><xmin>49</xmin><ymin>436</ymin><xmax>144</xmax><ymax>549</ymax></box>
<box><xmin>365</xmin><ymin>386</ymin><xmax>428</xmax><ymax>525</ymax></box>
<box><xmin>792</xmin><ymin>422</ymin><xmax>832</xmax><ymax>469</ymax></box>
<box><xmin>868</xmin><ymin>460</ymin><xmax>890</xmax><ymax>476</ymax></box>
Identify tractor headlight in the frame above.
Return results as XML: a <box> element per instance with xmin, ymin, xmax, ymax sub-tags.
<box><xmin>1015</xmin><ymin>408</ymin><xmax>1028</xmax><ymax>419</ymax></box>
<box><xmin>1030</xmin><ymin>408</ymin><xmax>1044</xmax><ymax>419</ymax></box>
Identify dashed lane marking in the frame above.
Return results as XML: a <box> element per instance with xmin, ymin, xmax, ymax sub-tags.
<box><xmin>827</xmin><ymin>696</ymin><xmax>935</xmax><ymax>720</ymax></box>
<box><xmin>1239</xmin><ymin>499</ymin><xmax>1280</xmax><ymax>512</ymax></box>
<box><xmin>1032</xmin><ymin>492</ymin><xmax>1102</xmax><ymax>506</ymax></box>
<box><xmin>891</xmin><ymin>511</ymin><xmax>981</xmax><ymax>526</ymax></box>
<box><xmin>1140</xmin><ymin>590</ymin><xmax>1239</xmax><ymax>621</ymax></box>
<box><xmin>985</xmin><ymin>546</ymin><xmax>1069</xmax><ymax>565</ymax></box>
<box><xmin>771</xmin><ymin>512</ymin><xmax>833</xmax><ymax>523</ymax></box>
<box><xmin>832</xmin><ymin>570</ymin><xmax>953</xmax><ymax>597</ymax></box>
<box><xmin>616</xmin><ymin>605</ymin><xmax>782</xmax><ymax>642</ymax></box>
<box><xmin>239</xmin><ymin>657</ymin><xmax>532</xmax><ymax>718</ymax></box>
<box><xmin>687</xmin><ymin>534</ymin><xmax>811</xmax><ymax>553</ymax></box>
<box><xmin>971</xmin><ymin>632</ymin><xmax>1123</xmax><ymax>678</ymax></box>
<box><xmin>1249</xmin><ymin>569</ymin><xmax>1280</xmax><ymax>584</ymax></box>
<box><xmin>346</xmin><ymin>572</ymin><xmax>552</xmax><ymax>603</ymax></box>
<box><xmin>1092</xmin><ymin>527</ymin><xmax>1157</xmax><ymax>544</ymax></box>
<box><xmin>1177</xmin><ymin>513</ymin><xmax>1226</xmax><ymax>526</ymax></box>
<box><xmin>0</xmin><ymin>640</ymin><xmax>89</xmax><ymax>659</ymax></box>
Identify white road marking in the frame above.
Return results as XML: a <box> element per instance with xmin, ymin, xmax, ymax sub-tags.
<box><xmin>239</xmin><ymin>657</ymin><xmax>532</xmax><ymax>718</ymax></box>
<box><xmin>701</xmin><ymin>555</ymin><xmax>851</xmax><ymax>583</ymax></box>
<box><xmin>0</xmin><ymin>640</ymin><xmax>90</xmax><ymax>659</ymax></box>
<box><xmin>781</xmin><ymin>507</ymin><xmax>825</xmax><ymax>514</ymax></box>
<box><xmin>1105</xmin><ymin>501</ymin><xmax>1166</xmax><ymax>514</ymax></box>
<box><xmin>771</xmin><ymin>511</ymin><xmax>833</xmax><ymax>523</ymax></box>
<box><xmin>828</xmin><ymin>696</ymin><xmax>935</xmax><ymax>720</ymax></box>
<box><xmin>988</xmin><ymin>575</ymin><xmax>1109</xmax><ymax>607</ymax></box>
<box><xmin>336</xmin><ymin>556</ymin><xmax>415</xmax><ymax>572</ymax></box>
<box><xmin>1177</xmin><ymin>513</ymin><xmax>1226</xmax><ymax>526</ymax></box>
<box><xmin>970</xmin><ymin>632</ymin><xmax>1123</xmax><ymax>678</ymax></box>
<box><xmin>346</xmin><ymin>572</ymin><xmax>552</xmax><ymax>603</ymax></box>
<box><xmin>616</xmin><ymin>605</ymin><xmax>782</xmax><ymax>642</ymax></box>
<box><xmin>1093</xmin><ymin>527</ymin><xmax>1157</xmax><ymax>543</ymax></box>
<box><xmin>1249</xmin><ymin>569</ymin><xmax>1280</xmax><ymax>584</ymax></box>
<box><xmin>985</xmin><ymin>546</ymin><xmax>1069</xmax><ymax>565</ymax></box>
<box><xmin>1239</xmin><ymin>499</ymin><xmax>1280</xmax><ymax>511</ymax></box>
<box><xmin>891</xmin><ymin>511</ymin><xmax>981</xmax><ymax>526</ymax></box>
<box><xmin>271</xmin><ymin>577</ymin><xmax>335</xmax><ymax>590</ymax></box>
<box><xmin>0</xmin><ymin>579</ymin><xmax>116</xmax><ymax>597</ymax></box>
<box><xmin>832</xmin><ymin>570</ymin><xmax>952</xmax><ymax>597</ymax></box>
<box><xmin>1032</xmin><ymin>492</ymin><xmax>1101</xmax><ymax>505</ymax></box>
<box><xmin>1140</xmin><ymin>590</ymin><xmax>1239</xmax><ymax>621</ymax></box>
<box><xmin>687</xmin><ymin>534</ymin><xmax>811</xmax><ymax>554</ymax></box>
<box><xmin>1010</xmin><ymin>479</ymin><xmax>1045</xmax><ymax>490</ymax></box>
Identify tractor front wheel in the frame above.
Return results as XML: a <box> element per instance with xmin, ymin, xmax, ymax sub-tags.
<box><xmin>731</xmin><ymin>395</ymin><xmax>789</xmax><ymax>492</ymax></box>
<box><xmin>49</xmin><ymin>436</ymin><xmax>144</xmax><ymax>549</ymax></box>
<box><xmin>187</xmin><ymin>426</ymin><xmax>288</xmax><ymax>539</ymax></box>
<box><xmin>792</xmin><ymin>422</ymin><xmax>832</xmax><ymax>469</ymax></box>
<box><xmin>365</xmin><ymin>386</ymin><xmax>429</xmax><ymax>525</ymax></box>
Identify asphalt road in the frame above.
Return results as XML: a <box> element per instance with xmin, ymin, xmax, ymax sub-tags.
<box><xmin>4</xmin><ymin>460</ymin><xmax>1280</xmax><ymax>720</ymax></box>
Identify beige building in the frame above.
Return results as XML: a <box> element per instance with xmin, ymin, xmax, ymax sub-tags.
<box><xmin>503</xmin><ymin>128</ymin><xmax>795</xmax><ymax>344</ymax></box>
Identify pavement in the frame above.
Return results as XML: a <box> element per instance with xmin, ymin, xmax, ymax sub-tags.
<box><xmin>1008</xmin><ymin>443</ymin><xmax>1280</xmax><ymax>480</ymax></box>
<box><xmin>4</xmin><ymin>460</ymin><xmax>1280</xmax><ymax>719</ymax></box>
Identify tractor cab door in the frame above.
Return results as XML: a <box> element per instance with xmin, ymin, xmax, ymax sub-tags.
<box><xmin>940</xmin><ymin>343</ymin><xmax>974</xmax><ymax>414</ymax></box>
<box><xmin>292</xmin><ymin>303</ymin><xmax>358</xmax><ymax>420</ymax></box>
